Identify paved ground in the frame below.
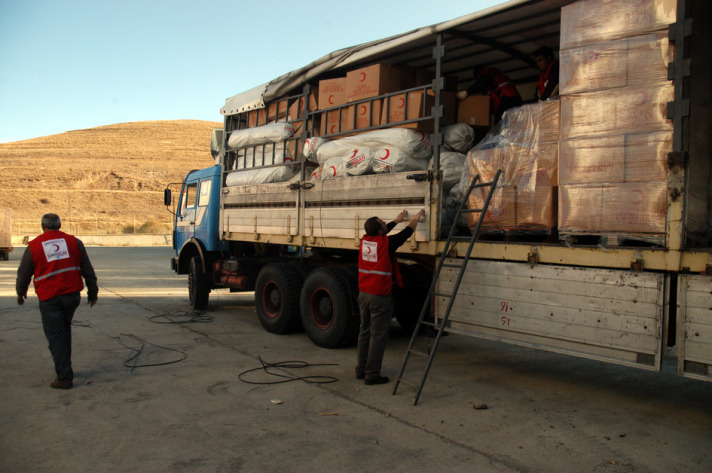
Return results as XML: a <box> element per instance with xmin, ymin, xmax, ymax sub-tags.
<box><xmin>1</xmin><ymin>246</ymin><xmax>710</xmax><ymax>473</ymax></box>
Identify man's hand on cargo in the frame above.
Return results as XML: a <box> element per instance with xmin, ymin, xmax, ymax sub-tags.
<box><xmin>394</xmin><ymin>210</ymin><xmax>408</xmax><ymax>224</ymax></box>
<box><xmin>408</xmin><ymin>209</ymin><xmax>425</xmax><ymax>229</ymax></box>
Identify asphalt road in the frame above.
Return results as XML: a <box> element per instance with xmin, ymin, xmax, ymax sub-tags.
<box><xmin>1</xmin><ymin>246</ymin><xmax>710</xmax><ymax>473</ymax></box>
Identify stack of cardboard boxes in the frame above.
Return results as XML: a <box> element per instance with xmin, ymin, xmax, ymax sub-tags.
<box><xmin>466</xmin><ymin>100</ymin><xmax>560</xmax><ymax>232</ymax></box>
<box><xmin>557</xmin><ymin>0</ymin><xmax>676</xmax><ymax>238</ymax></box>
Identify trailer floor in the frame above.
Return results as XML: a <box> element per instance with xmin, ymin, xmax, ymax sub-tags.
<box><xmin>1</xmin><ymin>247</ymin><xmax>710</xmax><ymax>473</ymax></box>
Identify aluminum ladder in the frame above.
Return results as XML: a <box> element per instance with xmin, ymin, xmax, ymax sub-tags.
<box><xmin>392</xmin><ymin>169</ymin><xmax>502</xmax><ymax>405</ymax></box>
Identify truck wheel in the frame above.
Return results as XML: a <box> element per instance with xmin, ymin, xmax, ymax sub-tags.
<box><xmin>300</xmin><ymin>267</ymin><xmax>358</xmax><ymax>348</ymax></box>
<box><xmin>189</xmin><ymin>256</ymin><xmax>210</xmax><ymax>309</ymax></box>
<box><xmin>255</xmin><ymin>263</ymin><xmax>303</xmax><ymax>334</ymax></box>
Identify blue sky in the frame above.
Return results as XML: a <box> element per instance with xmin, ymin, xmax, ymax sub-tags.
<box><xmin>0</xmin><ymin>0</ymin><xmax>503</xmax><ymax>143</ymax></box>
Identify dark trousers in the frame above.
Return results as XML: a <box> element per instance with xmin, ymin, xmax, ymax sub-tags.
<box><xmin>39</xmin><ymin>292</ymin><xmax>81</xmax><ymax>381</ymax></box>
<box><xmin>356</xmin><ymin>292</ymin><xmax>393</xmax><ymax>378</ymax></box>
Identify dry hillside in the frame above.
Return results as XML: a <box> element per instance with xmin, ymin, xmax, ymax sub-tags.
<box><xmin>0</xmin><ymin>120</ymin><xmax>220</xmax><ymax>235</ymax></box>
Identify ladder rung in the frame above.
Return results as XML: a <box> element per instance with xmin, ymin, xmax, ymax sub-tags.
<box><xmin>419</xmin><ymin>320</ymin><xmax>445</xmax><ymax>331</ymax></box>
<box><xmin>408</xmin><ymin>349</ymin><xmax>430</xmax><ymax>358</ymax></box>
<box><xmin>460</xmin><ymin>208</ymin><xmax>483</xmax><ymax>213</ymax></box>
<box><xmin>472</xmin><ymin>181</ymin><xmax>496</xmax><ymax>188</ymax></box>
<box><xmin>450</xmin><ymin>236</ymin><xmax>471</xmax><ymax>241</ymax></box>
<box><xmin>395</xmin><ymin>378</ymin><xmax>419</xmax><ymax>388</ymax></box>
<box><xmin>442</xmin><ymin>263</ymin><xmax>462</xmax><ymax>268</ymax></box>
<box><xmin>432</xmin><ymin>291</ymin><xmax>452</xmax><ymax>298</ymax></box>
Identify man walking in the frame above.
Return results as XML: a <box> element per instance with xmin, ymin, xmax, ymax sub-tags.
<box><xmin>16</xmin><ymin>213</ymin><xmax>98</xmax><ymax>389</ymax></box>
<box><xmin>356</xmin><ymin>209</ymin><xmax>425</xmax><ymax>385</ymax></box>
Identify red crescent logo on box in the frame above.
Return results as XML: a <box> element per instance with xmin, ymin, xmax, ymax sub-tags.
<box><xmin>632</xmin><ymin>190</ymin><xmax>645</xmax><ymax>205</ymax></box>
<box><xmin>398</xmin><ymin>97</ymin><xmax>405</xmax><ymax>109</ymax></box>
<box><xmin>330</xmin><ymin>125</ymin><xmax>336</xmax><ymax>133</ymax></box>
<box><xmin>380</xmin><ymin>149</ymin><xmax>390</xmax><ymax>160</ymax></box>
<box><xmin>359</xmin><ymin>105</ymin><xmax>367</xmax><ymax>116</ymax></box>
<box><xmin>359</xmin><ymin>72</ymin><xmax>366</xmax><ymax>82</ymax></box>
<box><xmin>633</xmin><ymin>90</ymin><xmax>649</xmax><ymax>106</ymax></box>
<box><xmin>328</xmin><ymin>95</ymin><xmax>334</xmax><ymax>104</ymax></box>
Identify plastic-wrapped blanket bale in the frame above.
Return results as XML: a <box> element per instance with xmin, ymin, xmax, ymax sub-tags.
<box><xmin>321</xmin><ymin>156</ymin><xmax>348</xmax><ymax>179</ymax></box>
<box><xmin>344</xmin><ymin>148</ymin><xmax>375</xmax><ymax>176</ymax></box>
<box><xmin>442</xmin><ymin>124</ymin><xmax>475</xmax><ymax>153</ymax></box>
<box><xmin>560</xmin><ymin>0</ymin><xmax>676</xmax><ymax>50</ymax></box>
<box><xmin>227</xmin><ymin>122</ymin><xmax>295</xmax><ymax>150</ymax></box>
<box><xmin>310</xmin><ymin>166</ymin><xmax>323</xmax><ymax>180</ymax></box>
<box><xmin>371</xmin><ymin>147</ymin><xmax>427</xmax><ymax>174</ymax></box>
<box><xmin>303</xmin><ymin>136</ymin><xmax>328</xmax><ymax>162</ymax></box>
<box><xmin>314</xmin><ymin>128</ymin><xmax>432</xmax><ymax>165</ymax></box>
<box><xmin>225</xmin><ymin>165</ymin><xmax>298</xmax><ymax>187</ymax></box>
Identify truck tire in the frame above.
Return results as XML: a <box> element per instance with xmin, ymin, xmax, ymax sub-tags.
<box><xmin>255</xmin><ymin>262</ymin><xmax>303</xmax><ymax>334</ymax></box>
<box><xmin>300</xmin><ymin>267</ymin><xmax>358</xmax><ymax>348</ymax></box>
<box><xmin>189</xmin><ymin>255</ymin><xmax>210</xmax><ymax>309</ymax></box>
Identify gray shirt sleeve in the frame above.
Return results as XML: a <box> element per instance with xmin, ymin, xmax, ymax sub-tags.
<box><xmin>15</xmin><ymin>247</ymin><xmax>34</xmax><ymax>297</ymax></box>
<box><xmin>77</xmin><ymin>239</ymin><xmax>98</xmax><ymax>300</ymax></box>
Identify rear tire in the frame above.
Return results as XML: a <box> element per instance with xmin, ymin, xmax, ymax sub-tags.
<box><xmin>189</xmin><ymin>256</ymin><xmax>210</xmax><ymax>309</ymax></box>
<box><xmin>255</xmin><ymin>262</ymin><xmax>303</xmax><ymax>334</ymax></box>
<box><xmin>300</xmin><ymin>267</ymin><xmax>358</xmax><ymax>348</ymax></box>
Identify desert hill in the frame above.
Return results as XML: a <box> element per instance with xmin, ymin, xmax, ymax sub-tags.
<box><xmin>0</xmin><ymin>120</ymin><xmax>220</xmax><ymax>235</ymax></box>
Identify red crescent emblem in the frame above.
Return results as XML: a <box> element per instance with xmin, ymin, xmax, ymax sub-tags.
<box><xmin>329</xmin><ymin>166</ymin><xmax>336</xmax><ymax>176</ymax></box>
<box><xmin>366</xmin><ymin>246</ymin><xmax>372</xmax><ymax>254</ymax></box>
<box><xmin>328</xmin><ymin>95</ymin><xmax>334</xmax><ymax>104</ymax></box>
<box><xmin>632</xmin><ymin>91</ymin><xmax>649</xmax><ymax>106</ymax></box>
<box><xmin>398</xmin><ymin>97</ymin><xmax>405</xmax><ymax>109</ymax></box>
<box><xmin>350</xmin><ymin>149</ymin><xmax>359</xmax><ymax>158</ymax></box>
<box><xmin>359</xmin><ymin>105</ymin><xmax>367</xmax><ymax>116</ymax></box>
<box><xmin>415</xmin><ymin>130</ymin><xmax>425</xmax><ymax>141</ymax></box>
<box><xmin>52</xmin><ymin>244</ymin><xmax>60</xmax><ymax>252</ymax></box>
<box><xmin>380</xmin><ymin>149</ymin><xmax>390</xmax><ymax>160</ymax></box>
<box><xmin>632</xmin><ymin>190</ymin><xmax>645</xmax><ymax>205</ymax></box>
<box><xmin>330</xmin><ymin>125</ymin><xmax>336</xmax><ymax>133</ymax></box>
<box><xmin>285</xmin><ymin>157</ymin><xmax>293</xmax><ymax>162</ymax></box>
<box><xmin>359</xmin><ymin>72</ymin><xmax>366</xmax><ymax>82</ymax></box>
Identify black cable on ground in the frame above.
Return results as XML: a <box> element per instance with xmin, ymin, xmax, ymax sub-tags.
<box><xmin>117</xmin><ymin>333</ymin><xmax>187</xmax><ymax>372</ymax></box>
<box><xmin>238</xmin><ymin>355</ymin><xmax>338</xmax><ymax>385</ymax></box>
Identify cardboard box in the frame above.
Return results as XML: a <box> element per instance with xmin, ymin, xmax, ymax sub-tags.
<box><xmin>560</xmin><ymin>32</ymin><xmax>672</xmax><ymax>94</ymax></box>
<box><xmin>344</xmin><ymin>100</ymin><xmax>383</xmax><ymax>131</ymax></box>
<box><xmin>247</xmin><ymin>97</ymin><xmax>290</xmax><ymax>127</ymax></box>
<box><xmin>501</xmin><ymin>99</ymin><xmax>560</xmax><ymax>145</ymax></box>
<box><xmin>559</xmin><ymin>131</ymin><xmax>671</xmax><ymax>185</ymax></box>
<box><xmin>467</xmin><ymin>185</ymin><xmax>556</xmax><ymax>231</ymax></box>
<box><xmin>345</xmin><ymin>64</ymin><xmax>402</xmax><ymax>103</ymax></box>
<box><xmin>380</xmin><ymin>90</ymin><xmax>457</xmax><ymax>132</ymax></box>
<box><xmin>560</xmin><ymin>0</ymin><xmax>676</xmax><ymax>50</ymax></box>
<box><xmin>560</xmin><ymin>83</ymin><xmax>673</xmax><ymax>139</ymax></box>
<box><xmin>559</xmin><ymin>181</ymin><xmax>667</xmax><ymax>234</ymax></box>
<box><xmin>318</xmin><ymin>78</ymin><xmax>346</xmax><ymax>110</ymax></box>
<box><xmin>457</xmin><ymin>95</ymin><xmax>490</xmax><ymax>126</ymax></box>
<box><xmin>468</xmin><ymin>143</ymin><xmax>558</xmax><ymax>188</ymax></box>
<box><xmin>319</xmin><ymin>109</ymin><xmax>353</xmax><ymax>136</ymax></box>
<box><xmin>288</xmin><ymin>88</ymin><xmax>318</xmax><ymax>120</ymax></box>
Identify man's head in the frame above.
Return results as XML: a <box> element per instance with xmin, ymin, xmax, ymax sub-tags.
<box><xmin>364</xmin><ymin>216</ymin><xmax>386</xmax><ymax>237</ymax></box>
<box><xmin>41</xmin><ymin>213</ymin><xmax>61</xmax><ymax>231</ymax></box>
<box><xmin>534</xmin><ymin>46</ymin><xmax>555</xmax><ymax>72</ymax></box>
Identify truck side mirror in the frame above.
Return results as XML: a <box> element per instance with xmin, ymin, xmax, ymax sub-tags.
<box><xmin>164</xmin><ymin>189</ymin><xmax>172</xmax><ymax>206</ymax></box>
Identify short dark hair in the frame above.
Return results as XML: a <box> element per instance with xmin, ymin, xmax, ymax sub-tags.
<box><xmin>41</xmin><ymin>213</ymin><xmax>61</xmax><ymax>230</ymax></box>
<box><xmin>364</xmin><ymin>217</ymin><xmax>381</xmax><ymax>237</ymax></box>
<box><xmin>534</xmin><ymin>46</ymin><xmax>554</xmax><ymax>59</ymax></box>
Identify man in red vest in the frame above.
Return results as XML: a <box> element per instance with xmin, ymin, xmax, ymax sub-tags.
<box><xmin>357</xmin><ymin>208</ymin><xmax>425</xmax><ymax>385</ymax></box>
<box><xmin>16</xmin><ymin>213</ymin><xmax>98</xmax><ymax>389</ymax></box>
<box><xmin>534</xmin><ymin>46</ymin><xmax>559</xmax><ymax>101</ymax></box>
<box><xmin>458</xmin><ymin>66</ymin><xmax>523</xmax><ymax>123</ymax></box>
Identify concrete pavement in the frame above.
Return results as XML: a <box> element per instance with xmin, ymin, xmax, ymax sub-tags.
<box><xmin>1</xmin><ymin>246</ymin><xmax>710</xmax><ymax>472</ymax></box>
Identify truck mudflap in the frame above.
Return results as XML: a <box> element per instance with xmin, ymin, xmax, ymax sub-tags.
<box><xmin>677</xmin><ymin>274</ymin><xmax>712</xmax><ymax>381</ymax></box>
<box><xmin>435</xmin><ymin>259</ymin><xmax>666</xmax><ymax>371</ymax></box>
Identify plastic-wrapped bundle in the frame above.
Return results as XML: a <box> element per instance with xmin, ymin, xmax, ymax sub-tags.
<box><xmin>227</xmin><ymin>122</ymin><xmax>295</xmax><ymax>150</ymax></box>
<box><xmin>500</xmin><ymin>100</ymin><xmax>560</xmax><ymax>145</ymax></box>
<box><xmin>310</xmin><ymin>166</ymin><xmax>323</xmax><ymax>180</ymax></box>
<box><xmin>303</xmin><ymin>136</ymin><xmax>328</xmax><ymax>162</ymax></box>
<box><xmin>321</xmin><ymin>156</ymin><xmax>347</xmax><ymax>179</ymax></box>
<box><xmin>371</xmin><ymin>147</ymin><xmax>428</xmax><ymax>174</ymax></box>
<box><xmin>431</xmin><ymin>151</ymin><xmax>466</xmax><ymax>192</ymax></box>
<box><xmin>467</xmin><ymin>185</ymin><xmax>556</xmax><ymax>232</ymax></box>
<box><xmin>344</xmin><ymin>148</ymin><xmax>375</xmax><ymax>176</ymax></box>
<box><xmin>560</xmin><ymin>32</ymin><xmax>672</xmax><ymax>95</ymax></box>
<box><xmin>314</xmin><ymin>128</ymin><xmax>432</xmax><ymax>164</ymax></box>
<box><xmin>442</xmin><ymin>124</ymin><xmax>475</xmax><ymax>153</ymax></box>
<box><xmin>560</xmin><ymin>0</ymin><xmax>676</xmax><ymax>50</ymax></box>
<box><xmin>225</xmin><ymin>165</ymin><xmax>298</xmax><ymax>187</ymax></box>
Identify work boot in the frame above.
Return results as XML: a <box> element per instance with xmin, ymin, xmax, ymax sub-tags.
<box><xmin>364</xmin><ymin>375</ymin><xmax>389</xmax><ymax>385</ymax></box>
<box><xmin>50</xmin><ymin>379</ymin><xmax>73</xmax><ymax>389</ymax></box>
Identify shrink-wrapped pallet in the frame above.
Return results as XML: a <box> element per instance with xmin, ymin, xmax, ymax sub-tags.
<box><xmin>559</xmin><ymin>131</ymin><xmax>671</xmax><ymax>185</ymax></box>
<box><xmin>467</xmin><ymin>185</ymin><xmax>557</xmax><ymax>231</ymax></box>
<box><xmin>559</xmin><ymin>182</ymin><xmax>667</xmax><ymax>235</ymax></box>
<box><xmin>560</xmin><ymin>83</ymin><xmax>673</xmax><ymax>139</ymax></box>
<box><xmin>500</xmin><ymin>100</ymin><xmax>560</xmax><ymax>145</ymax></box>
<box><xmin>560</xmin><ymin>32</ymin><xmax>672</xmax><ymax>95</ymax></box>
<box><xmin>560</xmin><ymin>0</ymin><xmax>676</xmax><ymax>50</ymax></box>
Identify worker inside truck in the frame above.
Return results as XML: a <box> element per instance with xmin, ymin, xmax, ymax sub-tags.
<box><xmin>457</xmin><ymin>66</ymin><xmax>523</xmax><ymax>123</ymax></box>
<box><xmin>534</xmin><ymin>46</ymin><xmax>559</xmax><ymax>101</ymax></box>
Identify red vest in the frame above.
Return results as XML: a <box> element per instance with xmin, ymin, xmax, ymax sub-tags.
<box><xmin>481</xmin><ymin>67</ymin><xmax>520</xmax><ymax>113</ymax></box>
<box><xmin>28</xmin><ymin>230</ymin><xmax>84</xmax><ymax>301</ymax></box>
<box><xmin>358</xmin><ymin>234</ymin><xmax>403</xmax><ymax>295</ymax></box>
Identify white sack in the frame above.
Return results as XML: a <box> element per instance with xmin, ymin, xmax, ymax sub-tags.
<box><xmin>227</xmin><ymin>122</ymin><xmax>295</xmax><ymax>150</ymax></box>
<box><xmin>431</xmin><ymin>151</ymin><xmax>467</xmax><ymax>192</ymax></box>
<box><xmin>442</xmin><ymin>123</ymin><xmax>475</xmax><ymax>153</ymax></box>
<box><xmin>303</xmin><ymin>136</ymin><xmax>328</xmax><ymax>162</ymax></box>
<box><xmin>372</xmin><ymin>147</ymin><xmax>428</xmax><ymax>173</ymax></box>
<box><xmin>315</xmin><ymin>128</ymin><xmax>432</xmax><ymax>164</ymax></box>
<box><xmin>310</xmin><ymin>166</ymin><xmax>323</xmax><ymax>180</ymax></box>
<box><xmin>225</xmin><ymin>165</ymin><xmax>297</xmax><ymax>186</ymax></box>
<box><xmin>344</xmin><ymin>148</ymin><xmax>375</xmax><ymax>176</ymax></box>
<box><xmin>321</xmin><ymin>156</ymin><xmax>348</xmax><ymax>179</ymax></box>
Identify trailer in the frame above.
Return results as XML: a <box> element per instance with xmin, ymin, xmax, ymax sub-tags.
<box><xmin>166</xmin><ymin>0</ymin><xmax>712</xmax><ymax>383</ymax></box>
